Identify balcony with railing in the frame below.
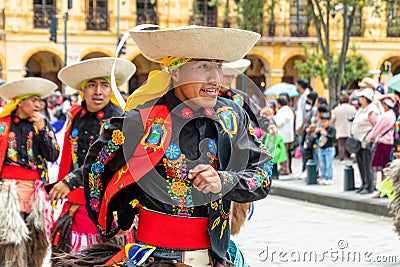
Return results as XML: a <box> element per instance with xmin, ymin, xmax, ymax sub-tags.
<box><xmin>33</xmin><ymin>4</ymin><xmax>56</xmax><ymax>28</ymax></box>
<box><xmin>387</xmin><ymin>18</ymin><xmax>400</xmax><ymax>37</ymax></box>
<box><xmin>350</xmin><ymin>11</ymin><xmax>363</xmax><ymax>37</ymax></box>
<box><xmin>267</xmin><ymin>21</ymin><xmax>276</xmax><ymax>37</ymax></box>
<box><xmin>190</xmin><ymin>13</ymin><xmax>217</xmax><ymax>27</ymax></box>
<box><xmin>0</xmin><ymin>9</ymin><xmax>4</xmax><ymax>30</ymax></box>
<box><xmin>387</xmin><ymin>4</ymin><xmax>400</xmax><ymax>38</ymax></box>
<box><xmin>86</xmin><ymin>7</ymin><xmax>108</xmax><ymax>31</ymax></box>
<box><xmin>136</xmin><ymin>9</ymin><xmax>158</xmax><ymax>25</ymax></box>
<box><xmin>289</xmin><ymin>0</ymin><xmax>309</xmax><ymax>37</ymax></box>
<box><xmin>289</xmin><ymin>17</ymin><xmax>309</xmax><ymax>37</ymax></box>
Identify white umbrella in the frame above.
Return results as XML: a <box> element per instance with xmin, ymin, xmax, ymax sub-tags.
<box><xmin>263</xmin><ymin>82</ymin><xmax>299</xmax><ymax>97</ymax></box>
<box><xmin>386</xmin><ymin>74</ymin><xmax>400</xmax><ymax>92</ymax></box>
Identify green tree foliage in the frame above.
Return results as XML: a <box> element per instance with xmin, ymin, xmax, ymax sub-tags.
<box><xmin>295</xmin><ymin>43</ymin><xmax>368</xmax><ymax>92</ymax></box>
<box><xmin>294</xmin><ymin>44</ymin><xmax>327</xmax><ymax>86</ymax></box>
<box><xmin>340</xmin><ymin>45</ymin><xmax>369</xmax><ymax>90</ymax></box>
<box><xmin>305</xmin><ymin>0</ymin><xmax>400</xmax><ymax>106</ymax></box>
<box><xmin>235</xmin><ymin>0</ymin><xmax>265</xmax><ymax>33</ymax></box>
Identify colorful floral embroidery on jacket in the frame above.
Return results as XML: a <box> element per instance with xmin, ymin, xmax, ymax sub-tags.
<box><xmin>246</xmin><ymin>161</ymin><xmax>273</xmax><ymax>189</ymax></box>
<box><xmin>70</xmin><ymin>128</ymin><xmax>79</xmax><ymax>170</ymax></box>
<box><xmin>7</xmin><ymin>131</ymin><xmax>17</xmax><ymax>162</ymax></box>
<box><xmin>218</xmin><ymin>171</ymin><xmax>235</xmax><ymax>185</ymax></box>
<box><xmin>112</xmin><ymin>129</ymin><xmax>125</xmax><ymax>146</ymax></box>
<box><xmin>88</xmin><ymin>129</ymin><xmax>124</xmax><ymax>211</ymax></box>
<box><xmin>207</xmin><ymin>138</ymin><xmax>219</xmax><ymax>169</ymax></box>
<box><xmin>27</xmin><ymin>131</ymin><xmax>37</xmax><ymax>169</ymax></box>
<box><xmin>163</xmin><ymin>143</ymin><xmax>193</xmax><ymax>217</ymax></box>
<box><xmin>181</xmin><ymin>108</ymin><xmax>193</xmax><ymax>119</ymax></box>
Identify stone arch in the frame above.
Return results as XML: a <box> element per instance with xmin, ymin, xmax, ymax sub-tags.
<box><xmin>282</xmin><ymin>54</ymin><xmax>306</xmax><ymax>85</ymax></box>
<box><xmin>126</xmin><ymin>49</ymin><xmax>143</xmax><ymax>62</ymax></box>
<box><xmin>80</xmin><ymin>48</ymin><xmax>114</xmax><ymax>60</ymax></box>
<box><xmin>246</xmin><ymin>49</ymin><xmax>272</xmax><ymax>92</ymax></box>
<box><xmin>377</xmin><ymin>54</ymin><xmax>400</xmax><ymax>75</ymax></box>
<box><xmin>23</xmin><ymin>49</ymin><xmax>63</xmax><ymax>89</ymax></box>
<box><xmin>0</xmin><ymin>52</ymin><xmax>6</xmax><ymax>80</ymax></box>
<box><xmin>279</xmin><ymin>50</ymin><xmax>305</xmax><ymax>70</ymax></box>
<box><xmin>353</xmin><ymin>52</ymin><xmax>372</xmax><ymax>71</ymax></box>
<box><xmin>376</xmin><ymin>53</ymin><xmax>400</xmax><ymax>73</ymax></box>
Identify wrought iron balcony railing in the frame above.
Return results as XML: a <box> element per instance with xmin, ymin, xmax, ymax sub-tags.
<box><xmin>86</xmin><ymin>7</ymin><xmax>108</xmax><ymax>31</ymax></box>
<box><xmin>33</xmin><ymin>4</ymin><xmax>56</xmax><ymax>28</ymax></box>
<box><xmin>136</xmin><ymin>9</ymin><xmax>158</xmax><ymax>25</ymax></box>
<box><xmin>190</xmin><ymin>13</ymin><xmax>217</xmax><ymax>27</ymax></box>
<box><xmin>387</xmin><ymin>18</ymin><xmax>400</xmax><ymax>37</ymax></box>
<box><xmin>289</xmin><ymin>17</ymin><xmax>309</xmax><ymax>37</ymax></box>
<box><xmin>0</xmin><ymin>9</ymin><xmax>4</xmax><ymax>30</ymax></box>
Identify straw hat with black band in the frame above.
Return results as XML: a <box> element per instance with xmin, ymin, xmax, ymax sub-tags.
<box><xmin>119</xmin><ymin>25</ymin><xmax>260</xmax><ymax>111</ymax></box>
<box><xmin>58</xmin><ymin>57</ymin><xmax>136</xmax><ymax>109</ymax></box>
<box><xmin>0</xmin><ymin>77</ymin><xmax>58</xmax><ymax>118</ymax></box>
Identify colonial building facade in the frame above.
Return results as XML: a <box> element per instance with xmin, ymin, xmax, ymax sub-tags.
<box><xmin>0</xmin><ymin>0</ymin><xmax>399</xmax><ymax>97</ymax></box>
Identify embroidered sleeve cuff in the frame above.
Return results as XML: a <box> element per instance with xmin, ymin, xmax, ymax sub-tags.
<box><xmin>218</xmin><ymin>171</ymin><xmax>235</xmax><ymax>185</ymax></box>
<box><xmin>63</xmin><ymin>173</ymin><xmax>78</xmax><ymax>190</ymax></box>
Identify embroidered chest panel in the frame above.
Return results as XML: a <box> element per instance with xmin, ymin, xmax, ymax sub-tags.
<box><xmin>7</xmin><ymin>130</ymin><xmax>37</xmax><ymax>168</ymax></box>
<box><xmin>162</xmin><ymin>138</ymin><xmax>219</xmax><ymax>217</ymax></box>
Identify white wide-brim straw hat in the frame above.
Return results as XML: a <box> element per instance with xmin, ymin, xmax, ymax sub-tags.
<box><xmin>356</xmin><ymin>88</ymin><xmax>374</xmax><ymax>101</ymax></box>
<box><xmin>0</xmin><ymin>77</ymin><xmax>58</xmax><ymax>101</ymax></box>
<box><xmin>58</xmin><ymin>57</ymin><xmax>136</xmax><ymax>90</ymax></box>
<box><xmin>358</xmin><ymin>77</ymin><xmax>378</xmax><ymax>89</ymax></box>
<box><xmin>128</xmin><ymin>25</ymin><xmax>261</xmax><ymax>63</ymax></box>
<box><xmin>222</xmin><ymin>59</ymin><xmax>251</xmax><ymax>76</ymax></box>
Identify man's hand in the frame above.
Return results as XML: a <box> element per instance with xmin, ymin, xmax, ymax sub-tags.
<box><xmin>32</xmin><ymin>112</ymin><xmax>45</xmax><ymax>131</ymax></box>
<box><xmin>188</xmin><ymin>164</ymin><xmax>222</xmax><ymax>194</ymax></box>
<box><xmin>49</xmin><ymin>181</ymin><xmax>70</xmax><ymax>204</ymax></box>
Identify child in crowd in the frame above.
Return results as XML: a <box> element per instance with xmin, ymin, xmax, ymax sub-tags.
<box><xmin>316</xmin><ymin>112</ymin><xmax>336</xmax><ymax>185</ymax></box>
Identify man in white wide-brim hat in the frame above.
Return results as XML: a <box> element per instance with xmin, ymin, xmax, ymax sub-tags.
<box><xmin>220</xmin><ymin>58</ymin><xmax>268</xmax><ymax>132</ymax></box>
<box><xmin>48</xmin><ymin>57</ymin><xmax>136</xmax><ymax>255</ymax></box>
<box><xmin>220</xmin><ymin>59</ymin><xmax>268</xmax><ymax>238</ymax></box>
<box><xmin>68</xmin><ymin>26</ymin><xmax>272</xmax><ymax>266</ymax></box>
<box><xmin>0</xmin><ymin>77</ymin><xmax>60</xmax><ymax>266</ymax></box>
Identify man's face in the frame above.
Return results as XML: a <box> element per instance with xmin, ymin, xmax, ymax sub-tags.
<box><xmin>296</xmin><ymin>83</ymin><xmax>304</xmax><ymax>94</ymax></box>
<box><xmin>172</xmin><ymin>61</ymin><xmax>223</xmax><ymax>109</ymax></box>
<box><xmin>17</xmin><ymin>95</ymin><xmax>41</xmax><ymax>119</ymax></box>
<box><xmin>83</xmin><ymin>77</ymin><xmax>112</xmax><ymax>112</ymax></box>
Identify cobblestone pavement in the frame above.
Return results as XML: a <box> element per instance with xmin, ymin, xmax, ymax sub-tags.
<box><xmin>233</xmin><ymin>195</ymin><xmax>400</xmax><ymax>267</ymax></box>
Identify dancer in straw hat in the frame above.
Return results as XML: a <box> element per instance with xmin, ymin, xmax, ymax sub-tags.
<box><xmin>0</xmin><ymin>77</ymin><xmax>60</xmax><ymax>266</ymax></box>
<box><xmin>220</xmin><ymin>59</ymin><xmax>266</xmax><ymax>241</ymax></box>
<box><xmin>48</xmin><ymin>57</ymin><xmax>136</xmax><ymax>255</ymax></box>
<box><xmin>56</xmin><ymin>25</ymin><xmax>272</xmax><ymax>267</ymax></box>
<box><xmin>220</xmin><ymin>58</ymin><xmax>267</xmax><ymax>131</ymax></box>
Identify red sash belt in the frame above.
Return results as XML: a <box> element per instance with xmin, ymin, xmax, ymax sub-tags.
<box><xmin>0</xmin><ymin>165</ymin><xmax>40</xmax><ymax>180</ymax></box>
<box><xmin>66</xmin><ymin>187</ymin><xmax>85</xmax><ymax>205</ymax></box>
<box><xmin>136</xmin><ymin>207</ymin><xmax>211</xmax><ymax>250</ymax></box>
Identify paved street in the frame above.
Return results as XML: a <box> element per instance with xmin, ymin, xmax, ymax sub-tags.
<box><xmin>233</xmin><ymin>195</ymin><xmax>400</xmax><ymax>266</ymax></box>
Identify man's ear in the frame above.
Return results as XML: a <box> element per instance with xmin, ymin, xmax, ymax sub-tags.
<box><xmin>171</xmin><ymin>69</ymin><xmax>180</xmax><ymax>83</ymax></box>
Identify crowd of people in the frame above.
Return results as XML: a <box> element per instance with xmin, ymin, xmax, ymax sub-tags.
<box><xmin>260</xmin><ymin>76</ymin><xmax>400</xmax><ymax>198</ymax></box>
